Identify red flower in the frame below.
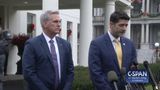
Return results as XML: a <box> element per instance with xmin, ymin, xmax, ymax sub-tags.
<box><xmin>131</xmin><ymin>0</ymin><xmax>142</xmax><ymax>3</ymax></box>
<box><xmin>11</xmin><ymin>34</ymin><xmax>30</xmax><ymax>48</ymax></box>
<box><xmin>31</xmin><ymin>24</ymin><xmax>35</xmax><ymax>31</ymax></box>
<box><xmin>27</xmin><ymin>23</ymin><xmax>35</xmax><ymax>33</ymax></box>
<box><xmin>67</xmin><ymin>29</ymin><xmax>72</xmax><ymax>37</ymax></box>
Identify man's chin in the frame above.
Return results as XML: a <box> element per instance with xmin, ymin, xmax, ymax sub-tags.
<box><xmin>57</xmin><ymin>31</ymin><xmax>61</xmax><ymax>34</ymax></box>
<box><xmin>120</xmin><ymin>32</ymin><xmax>125</xmax><ymax>36</ymax></box>
<box><xmin>56</xmin><ymin>29</ymin><xmax>61</xmax><ymax>33</ymax></box>
<box><xmin>56</xmin><ymin>31</ymin><xmax>61</xmax><ymax>34</ymax></box>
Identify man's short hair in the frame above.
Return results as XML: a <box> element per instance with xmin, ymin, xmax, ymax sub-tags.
<box><xmin>40</xmin><ymin>10</ymin><xmax>59</xmax><ymax>27</ymax></box>
<box><xmin>110</xmin><ymin>11</ymin><xmax>130</xmax><ymax>23</ymax></box>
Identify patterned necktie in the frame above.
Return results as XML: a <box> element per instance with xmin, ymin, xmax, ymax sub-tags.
<box><xmin>114</xmin><ymin>39</ymin><xmax>122</xmax><ymax>69</ymax></box>
<box><xmin>49</xmin><ymin>40</ymin><xmax>59</xmax><ymax>89</ymax></box>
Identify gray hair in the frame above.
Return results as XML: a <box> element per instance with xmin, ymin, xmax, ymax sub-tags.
<box><xmin>40</xmin><ymin>10</ymin><xmax>59</xmax><ymax>28</ymax></box>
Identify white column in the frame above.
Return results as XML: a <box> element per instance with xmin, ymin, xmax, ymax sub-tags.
<box><xmin>7</xmin><ymin>6</ymin><xmax>20</xmax><ymax>74</ymax></box>
<box><xmin>141</xmin><ymin>24</ymin><xmax>145</xmax><ymax>43</ymax></box>
<box><xmin>146</xmin><ymin>0</ymin><xmax>150</xmax><ymax>13</ymax></box>
<box><xmin>42</xmin><ymin>0</ymin><xmax>58</xmax><ymax>11</ymax></box>
<box><xmin>124</xmin><ymin>6</ymin><xmax>132</xmax><ymax>39</ymax></box>
<box><xmin>79</xmin><ymin>0</ymin><xmax>93</xmax><ymax>66</ymax></box>
<box><xmin>141</xmin><ymin>0</ymin><xmax>145</xmax><ymax>12</ymax></box>
<box><xmin>72</xmin><ymin>23</ymin><xmax>78</xmax><ymax>66</ymax></box>
<box><xmin>104</xmin><ymin>0</ymin><xmax>116</xmax><ymax>32</ymax></box>
<box><xmin>60</xmin><ymin>19</ymin><xmax>67</xmax><ymax>40</ymax></box>
<box><xmin>146</xmin><ymin>24</ymin><xmax>149</xmax><ymax>43</ymax></box>
<box><xmin>4</xmin><ymin>5</ymin><xmax>9</xmax><ymax>30</ymax></box>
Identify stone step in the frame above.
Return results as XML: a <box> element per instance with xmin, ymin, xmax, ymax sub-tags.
<box><xmin>0</xmin><ymin>75</ymin><xmax>27</xmax><ymax>90</ymax></box>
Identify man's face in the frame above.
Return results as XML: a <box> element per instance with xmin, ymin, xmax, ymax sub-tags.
<box><xmin>44</xmin><ymin>14</ymin><xmax>61</xmax><ymax>36</ymax></box>
<box><xmin>110</xmin><ymin>19</ymin><xmax>129</xmax><ymax>38</ymax></box>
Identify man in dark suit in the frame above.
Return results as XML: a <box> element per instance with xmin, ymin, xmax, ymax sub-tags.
<box><xmin>88</xmin><ymin>11</ymin><xmax>137</xmax><ymax>90</ymax></box>
<box><xmin>0</xmin><ymin>30</ymin><xmax>12</xmax><ymax>90</ymax></box>
<box><xmin>22</xmin><ymin>10</ymin><xmax>74</xmax><ymax>90</ymax></box>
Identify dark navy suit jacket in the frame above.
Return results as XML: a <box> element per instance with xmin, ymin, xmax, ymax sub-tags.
<box><xmin>22</xmin><ymin>34</ymin><xmax>74</xmax><ymax>90</ymax></box>
<box><xmin>89</xmin><ymin>33</ymin><xmax>137</xmax><ymax>90</ymax></box>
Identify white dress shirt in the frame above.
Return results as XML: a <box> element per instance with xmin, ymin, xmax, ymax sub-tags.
<box><xmin>43</xmin><ymin>33</ymin><xmax>61</xmax><ymax>80</ymax></box>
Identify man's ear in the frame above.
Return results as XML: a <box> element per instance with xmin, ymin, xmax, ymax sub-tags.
<box><xmin>43</xmin><ymin>22</ymin><xmax>48</xmax><ymax>28</ymax></box>
<box><xmin>110</xmin><ymin>22</ymin><xmax>114</xmax><ymax>28</ymax></box>
<box><xmin>110</xmin><ymin>21</ymin><xmax>114</xmax><ymax>25</ymax></box>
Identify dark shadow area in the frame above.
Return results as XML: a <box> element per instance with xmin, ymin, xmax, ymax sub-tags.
<box><xmin>2</xmin><ymin>75</ymin><xmax>27</xmax><ymax>90</ymax></box>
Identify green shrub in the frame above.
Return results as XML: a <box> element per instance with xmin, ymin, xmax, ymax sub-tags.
<box><xmin>139</xmin><ymin>63</ymin><xmax>160</xmax><ymax>83</ymax></box>
<box><xmin>72</xmin><ymin>66</ymin><xmax>93</xmax><ymax>90</ymax></box>
<box><xmin>73</xmin><ymin>64</ymin><xmax>160</xmax><ymax>90</ymax></box>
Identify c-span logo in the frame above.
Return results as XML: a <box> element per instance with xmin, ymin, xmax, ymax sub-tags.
<box><xmin>126</xmin><ymin>70</ymin><xmax>149</xmax><ymax>83</ymax></box>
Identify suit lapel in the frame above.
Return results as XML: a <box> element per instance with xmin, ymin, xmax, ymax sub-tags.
<box><xmin>105</xmin><ymin>33</ymin><xmax>120</xmax><ymax>70</ymax></box>
<box><xmin>120</xmin><ymin>37</ymin><xmax>127</xmax><ymax>68</ymax></box>
<box><xmin>39</xmin><ymin>34</ymin><xmax>55</xmax><ymax>68</ymax></box>
<box><xmin>55</xmin><ymin>37</ymin><xmax>63</xmax><ymax>74</ymax></box>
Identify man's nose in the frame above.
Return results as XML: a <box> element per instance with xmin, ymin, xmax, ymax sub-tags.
<box><xmin>57</xmin><ymin>21</ymin><xmax>61</xmax><ymax>26</ymax></box>
<box><xmin>123</xmin><ymin>25</ymin><xmax>127</xmax><ymax>30</ymax></box>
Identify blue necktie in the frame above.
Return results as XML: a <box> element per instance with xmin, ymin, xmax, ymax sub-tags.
<box><xmin>49</xmin><ymin>40</ymin><xmax>59</xmax><ymax>89</ymax></box>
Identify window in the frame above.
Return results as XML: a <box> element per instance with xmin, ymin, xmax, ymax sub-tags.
<box><xmin>67</xmin><ymin>21</ymin><xmax>72</xmax><ymax>42</ymax></box>
<box><xmin>27</xmin><ymin>13</ymin><xmax>36</xmax><ymax>37</ymax></box>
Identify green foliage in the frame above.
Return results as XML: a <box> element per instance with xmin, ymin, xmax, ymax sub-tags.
<box><xmin>144</xmin><ymin>84</ymin><xmax>154</xmax><ymax>90</ymax></box>
<box><xmin>139</xmin><ymin>63</ymin><xmax>160</xmax><ymax>83</ymax></box>
<box><xmin>147</xmin><ymin>13</ymin><xmax>160</xmax><ymax>17</ymax></box>
<box><xmin>73</xmin><ymin>64</ymin><xmax>160</xmax><ymax>90</ymax></box>
<box><xmin>72</xmin><ymin>66</ymin><xmax>93</xmax><ymax>90</ymax></box>
<box><xmin>131</xmin><ymin>12</ymin><xmax>143</xmax><ymax>18</ymax></box>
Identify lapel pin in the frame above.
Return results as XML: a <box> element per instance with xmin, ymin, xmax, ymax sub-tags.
<box><xmin>123</xmin><ymin>43</ymin><xmax>125</xmax><ymax>46</ymax></box>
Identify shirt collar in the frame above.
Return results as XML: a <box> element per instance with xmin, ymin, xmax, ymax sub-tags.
<box><xmin>108</xmin><ymin>31</ymin><xmax>120</xmax><ymax>42</ymax></box>
<box><xmin>43</xmin><ymin>32</ymin><xmax>56</xmax><ymax>43</ymax></box>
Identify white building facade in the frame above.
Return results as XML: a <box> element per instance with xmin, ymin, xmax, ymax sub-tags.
<box><xmin>131</xmin><ymin>0</ymin><xmax>160</xmax><ymax>63</ymax></box>
<box><xmin>0</xmin><ymin>0</ymin><xmax>132</xmax><ymax>74</ymax></box>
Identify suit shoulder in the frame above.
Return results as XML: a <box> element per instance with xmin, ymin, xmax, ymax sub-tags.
<box><xmin>121</xmin><ymin>37</ymin><xmax>135</xmax><ymax>48</ymax></box>
<box><xmin>56</xmin><ymin>36</ymin><xmax>65</xmax><ymax>41</ymax></box>
<box><xmin>121</xmin><ymin>37</ymin><xmax>134</xmax><ymax>43</ymax></box>
<box><xmin>92</xmin><ymin>34</ymin><xmax>106</xmax><ymax>43</ymax></box>
<box><xmin>26</xmin><ymin>35</ymin><xmax>41</xmax><ymax>44</ymax></box>
<box><xmin>56</xmin><ymin>37</ymin><xmax>70</xmax><ymax>45</ymax></box>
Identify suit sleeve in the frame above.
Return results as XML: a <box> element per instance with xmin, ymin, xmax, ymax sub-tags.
<box><xmin>63</xmin><ymin>42</ymin><xmax>74</xmax><ymax>90</ymax></box>
<box><xmin>88</xmin><ymin>41</ymin><xmax>112</xmax><ymax>90</ymax></box>
<box><xmin>22</xmin><ymin>41</ymin><xmax>49</xmax><ymax>90</ymax></box>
